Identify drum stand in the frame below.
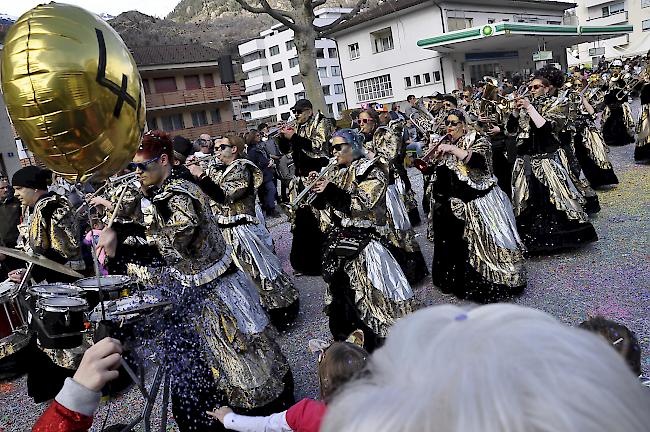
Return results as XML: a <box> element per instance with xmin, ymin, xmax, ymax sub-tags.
<box><xmin>117</xmin><ymin>358</ymin><xmax>171</xmax><ymax>432</ymax></box>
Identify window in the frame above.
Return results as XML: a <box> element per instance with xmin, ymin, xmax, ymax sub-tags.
<box><xmin>337</xmin><ymin>102</ymin><xmax>346</xmax><ymax>113</ymax></box>
<box><xmin>354</xmin><ymin>74</ymin><xmax>393</xmax><ymax>102</ymax></box>
<box><xmin>295</xmin><ymin>91</ymin><xmax>306</xmax><ymax>100</ymax></box>
<box><xmin>547</xmin><ymin>20</ymin><xmax>561</xmax><ymax>25</ymax></box>
<box><xmin>328</xmin><ymin>48</ymin><xmax>338</xmax><ymax>58</ymax></box>
<box><xmin>147</xmin><ymin>117</ymin><xmax>157</xmax><ymax>130</ymax></box>
<box><xmin>291</xmin><ymin>75</ymin><xmax>301</xmax><ymax>85</ymax></box>
<box><xmin>161</xmin><ymin>114</ymin><xmax>184</xmax><ymax>131</ymax></box>
<box><xmin>487</xmin><ymin>18</ymin><xmax>495</xmax><ymax>24</ymax></box>
<box><xmin>285</xmin><ymin>40</ymin><xmax>294</xmax><ymax>51</ymax></box>
<box><xmin>318</xmin><ymin>67</ymin><xmax>328</xmax><ymax>78</ymax></box>
<box><xmin>447</xmin><ymin>17</ymin><xmax>473</xmax><ymax>31</ymax></box>
<box><xmin>349</xmin><ymin>43</ymin><xmax>360</xmax><ymax>60</ymax></box>
<box><xmin>275</xmin><ymin>79</ymin><xmax>286</xmax><ymax>89</ymax></box>
<box><xmin>184</xmin><ymin>75</ymin><xmax>201</xmax><ymax>90</ymax></box>
<box><xmin>153</xmin><ymin>77</ymin><xmax>177</xmax><ymax>93</ymax></box>
<box><xmin>371</xmin><ymin>27</ymin><xmax>394</xmax><ymax>53</ymax></box>
<box><xmin>316</xmin><ymin>48</ymin><xmax>325</xmax><ymax>58</ymax></box>
<box><xmin>242</xmin><ymin>51</ymin><xmax>265</xmax><ymax>63</ymax></box>
<box><xmin>210</xmin><ymin>109</ymin><xmax>221</xmax><ymax>124</ymax></box>
<box><xmin>414</xmin><ymin>75</ymin><xmax>421</xmax><ymax>85</ymax></box>
<box><xmin>278</xmin><ymin>96</ymin><xmax>289</xmax><ymax>105</ymax></box>
<box><xmin>643</xmin><ymin>19</ymin><xmax>650</xmax><ymax>31</ymax></box>
<box><xmin>143</xmin><ymin>79</ymin><xmax>150</xmax><ymax>94</ymax></box>
<box><xmin>331</xmin><ymin>66</ymin><xmax>341</xmax><ymax>77</ymax></box>
<box><xmin>326</xmin><ymin>104</ymin><xmax>333</xmax><ymax>114</ymax></box>
<box><xmin>644</xmin><ymin>0</ymin><xmax>650</xmax><ymax>8</ymax></box>
<box><xmin>191</xmin><ymin>110</ymin><xmax>208</xmax><ymax>127</ymax></box>
<box><xmin>322</xmin><ymin>85</ymin><xmax>330</xmax><ymax>96</ymax></box>
<box><xmin>334</xmin><ymin>84</ymin><xmax>344</xmax><ymax>94</ymax></box>
<box><xmin>259</xmin><ymin>99</ymin><xmax>275</xmax><ymax>109</ymax></box>
<box><xmin>272</xmin><ymin>62</ymin><xmax>283</xmax><ymax>73</ymax></box>
<box><xmin>423</xmin><ymin>73</ymin><xmax>431</xmax><ymax>84</ymax></box>
<box><xmin>404</xmin><ymin>76</ymin><xmax>412</xmax><ymax>88</ymax></box>
<box><xmin>269</xmin><ymin>45</ymin><xmax>280</xmax><ymax>56</ymax></box>
<box><xmin>602</xmin><ymin>2</ymin><xmax>624</xmax><ymax>17</ymax></box>
<box><xmin>433</xmin><ymin>71</ymin><xmax>442</xmax><ymax>82</ymax></box>
<box><xmin>204</xmin><ymin>74</ymin><xmax>214</xmax><ymax>88</ymax></box>
<box><xmin>289</xmin><ymin>57</ymin><xmax>299</xmax><ymax>68</ymax></box>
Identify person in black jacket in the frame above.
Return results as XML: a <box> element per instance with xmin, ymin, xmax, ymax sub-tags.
<box><xmin>0</xmin><ymin>176</ymin><xmax>22</xmax><ymax>280</ymax></box>
<box><xmin>247</xmin><ymin>130</ymin><xmax>279</xmax><ymax>218</ymax></box>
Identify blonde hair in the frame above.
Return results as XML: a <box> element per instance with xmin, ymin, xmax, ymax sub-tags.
<box><xmin>322</xmin><ymin>304</ymin><xmax>650</xmax><ymax>432</ymax></box>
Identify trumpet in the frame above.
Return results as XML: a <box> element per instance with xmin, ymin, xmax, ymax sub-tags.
<box><xmin>289</xmin><ymin>157</ymin><xmax>338</xmax><ymax>210</ymax></box>
<box><xmin>413</xmin><ymin>133</ymin><xmax>452</xmax><ymax>173</ymax></box>
<box><xmin>615</xmin><ymin>70</ymin><xmax>647</xmax><ymax>101</ymax></box>
<box><xmin>267</xmin><ymin>119</ymin><xmax>298</xmax><ymax>139</ymax></box>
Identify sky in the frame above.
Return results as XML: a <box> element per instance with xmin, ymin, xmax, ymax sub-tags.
<box><xmin>0</xmin><ymin>0</ymin><xmax>180</xmax><ymax>19</ymax></box>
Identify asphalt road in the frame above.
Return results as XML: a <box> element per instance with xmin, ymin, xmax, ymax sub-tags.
<box><xmin>0</xmin><ymin>113</ymin><xmax>647</xmax><ymax>431</ymax></box>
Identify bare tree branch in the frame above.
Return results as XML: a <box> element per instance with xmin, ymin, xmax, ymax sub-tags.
<box><xmin>232</xmin><ymin>0</ymin><xmax>298</xmax><ymax>29</ymax></box>
<box><xmin>316</xmin><ymin>0</ymin><xmax>369</xmax><ymax>34</ymax></box>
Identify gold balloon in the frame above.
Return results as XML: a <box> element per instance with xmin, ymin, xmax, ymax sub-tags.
<box><xmin>1</xmin><ymin>2</ymin><xmax>145</xmax><ymax>183</ymax></box>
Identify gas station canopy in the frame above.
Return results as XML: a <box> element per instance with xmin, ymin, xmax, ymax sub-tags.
<box><xmin>417</xmin><ymin>22</ymin><xmax>633</xmax><ymax>54</ymax></box>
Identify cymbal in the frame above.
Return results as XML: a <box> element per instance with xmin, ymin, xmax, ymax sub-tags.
<box><xmin>0</xmin><ymin>246</ymin><xmax>84</xmax><ymax>278</ymax></box>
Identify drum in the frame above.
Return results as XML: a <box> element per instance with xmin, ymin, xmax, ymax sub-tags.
<box><xmin>27</xmin><ymin>284</ymin><xmax>84</xmax><ymax>312</ymax></box>
<box><xmin>75</xmin><ymin>275</ymin><xmax>135</xmax><ymax>309</ymax></box>
<box><xmin>0</xmin><ymin>280</ymin><xmax>30</xmax><ymax>360</ymax></box>
<box><xmin>36</xmin><ymin>296</ymin><xmax>88</xmax><ymax>349</ymax></box>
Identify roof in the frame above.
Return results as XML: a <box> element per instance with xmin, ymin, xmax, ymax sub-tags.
<box><xmin>417</xmin><ymin>22</ymin><xmax>633</xmax><ymax>52</ymax></box>
<box><xmin>328</xmin><ymin>0</ymin><xmax>575</xmax><ymax>35</ymax></box>
<box><xmin>129</xmin><ymin>44</ymin><xmax>222</xmax><ymax>67</ymax></box>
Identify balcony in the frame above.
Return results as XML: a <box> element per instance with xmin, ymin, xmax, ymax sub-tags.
<box><xmin>585</xmin><ymin>0</ymin><xmax>612</xmax><ymax>7</ymax></box>
<box><xmin>247</xmin><ymin>90</ymin><xmax>275</xmax><ymax>104</ymax></box>
<box><xmin>239</xmin><ymin>39</ymin><xmax>265</xmax><ymax>56</ymax></box>
<box><xmin>586</xmin><ymin>11</ymin><xmax>628</xmax><ymax>26</ymax></box>
<box><xmin>146</xmin><ymin>84</ymin><xmax>241</xmax><ymax>110</ymax></box>
<box><xmin>242</xmin><ymin>58</ymin><xmax>269</xmax><ymax>73</ymax></box>
<box><xmin>607</xmin><ymin>34</ymin><xmax>630</xmax><ymax>47</ymax></box>
<box><xmin>244</xmin><ymin>74</ymin><xmax>271</xmax><ymax>90</ymax></box>
<box><xmin>167</xmin><ymin>120</ymin><xmax>247</xmax><ymax>140</ymax></box>
<box><xmin>250</xmin><ymin>107</ymin><xmax>277</xmax><ymax>120</ymax></box>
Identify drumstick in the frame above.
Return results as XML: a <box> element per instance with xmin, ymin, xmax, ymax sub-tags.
<box><xmin>106</xmin><ymin>183</ymin><xmax>129</xmax><ymax>229</ymax></box>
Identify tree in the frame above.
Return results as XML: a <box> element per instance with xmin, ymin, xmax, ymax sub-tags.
<box><xmin>232</xmin><ymin>0</ymin><xmax>369</xmax><ymax>115</ymax></box>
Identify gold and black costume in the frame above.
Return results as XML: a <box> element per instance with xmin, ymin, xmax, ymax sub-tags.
<box><xmin>278</xmin><ymin>111</ymin><xmax>333</xmax><ymax>275</ymax></box>
<box><xmin>602</xmin><ymin>78</ymin><xmax>635</xmax><ymax>147</ymax></box>
<box><xmin>635</xmin><ymin>83</ymin><xmax>650</xmax><ymax>162</ymax></box>
<box><xmin>125</xmin><ymin>172</ymin><xmax>293</xmax><ymax>431</ymax></box>
<box><xmin>314</xmin><ymin>156</ymin><xmax>415</xmax><ymax>352</ymax></box>
<box><xmin>366</xmin><ymin>127</ymin><xmax>428</xmax><ymax>285</ymax></box>
<box><xmin>506</xmin><ymin>95</ymin><xmax>598</xmax><ymax>254</ymax></box>
<box><xmin>198</xmin><ymin>158</ymin><xmax>299</xmax><ymax>330</ymax></box>
<box><xmin>426</xmin><ymin>130</ymin><xmax>526</xmax><ymax>302</ymax></box>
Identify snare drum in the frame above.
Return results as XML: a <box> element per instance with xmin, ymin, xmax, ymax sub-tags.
<box><xmin>36</xmin><ymin>296</ymin><xmax>88</xmax><ymax>349</ymax></box>
<box><xmin>75</xmin><ymin>275</ymin><xmax>134</xmax><ymax>309</ymax></box>
<box><xmin>27</xmin><ymin>284</ymin><xmax>84</xmax><ymax>312</ymax></box>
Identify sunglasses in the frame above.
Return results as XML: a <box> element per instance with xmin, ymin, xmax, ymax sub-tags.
<box><xmin>219</xmin><ymin>144</ymin><xmax>234</xmax><ymax>151</ymax></box>
<box><xmin>332</xmin><ymin>143</ymin><xmax>349</xmax><ymax>152</ymax></box>
<box><xmin>528</xmin><ymin>84</ymin><xmax>543</xmax><ymax>91</ymax></box>
<box><xmin>291</xmin><ymin>109</ymin><xmax>304</xmax><ymax>115</ymax></box>
<box><xmin>445</xmin><ymin>120</ymin><xmax>461</xmax><ymax>127</ymax></box>
<box><xmin>359</xmin><ymin>118</ymin><xmax>373</xmax><ymax>124</ymax></box>
<box><xmin>128</xmin><ymin>155</ymin><xmax>160</xmax><ymax>172</ymax></box>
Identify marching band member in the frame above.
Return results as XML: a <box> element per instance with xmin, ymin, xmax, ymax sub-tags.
<box><xmin>277</xmin><ymin>99</ymin><xmax>334</xmax><ymax>276</ymax></box>
<box><xmin>98</xmin><ymin>131</ymin><xmax>294</xmax><ymax>431</ymax></box>
<box><xmin>506</xmin><ymin>78</ymin><xmax>598</xmax><ymax>254</ymax></box>
<box><xmin>311</xmin><ymin>128</ymin><xmax>415</xmax><ymax>352</ymax></box>
<box><xmin>636</xmin><ymin>80</ymin><xmax>650</xmax><ymax>162</ymax></box>
<box><xmin>602</xmin><ymin>60</ymin><xmax>635</xmax><ymax>147</ymax></box>
<box><xmin>189</xmin><ymin>135</ymin><xmax>299</xmax><ymax>330</ymax></box>
<box><xmin>425</xmin><ymin>110</ymin><xmax>526</xmax><ymax>302</ymax></box>
<box><xmin>359</xmin><ymin>110</ymin><xmax>428</xmax><ymax>285</ymax></box>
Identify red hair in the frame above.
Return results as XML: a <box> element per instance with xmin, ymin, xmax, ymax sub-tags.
<box><xmin>138</xmin><ymin>130</ymin><xmax>174</xmax><ymax>161</ymax></box>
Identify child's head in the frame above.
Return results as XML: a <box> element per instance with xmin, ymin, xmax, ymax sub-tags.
<box><xmin>579</xmin><ymin>316</ymin><xmax>641</xmax><ymax>376</ymax></box>
<box><xmin>311</xmin><ymin>331</ymin><xmax>369</xmax><ymax>402</ymax></box>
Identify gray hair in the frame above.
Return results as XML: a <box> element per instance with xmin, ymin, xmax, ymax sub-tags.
<box><xmin>322</xmin><ymin>304</ymin><xmax>650</xmax><ymax>432</ymax></box>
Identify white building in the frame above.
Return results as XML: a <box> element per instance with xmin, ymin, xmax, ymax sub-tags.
<box><xmin>329</xmin><ymin>0</ymin><xmax>630</xmax><ymax>108</ymax></box>
<box><xmin>570</xmin><ymin>0</ymin><xmax>650</xmax><ymax>65</ymax></box>
<box><xmin>239</xmin><ymin>8</ymin><xmax>350</xmax><ymax>124</ymax></box>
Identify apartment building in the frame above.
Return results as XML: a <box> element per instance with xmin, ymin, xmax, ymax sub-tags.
<box><xmin>571</xmin><ymin>0</ymin><xmax>650</xmax><ymax>65</ymax></box>
<box><xmin>132</xmin><ymin>44</ymin><xmax>246</xmax><ymax>140</ymax></box>
<box><xmin>329</xmin><ymin>0</ymin><xmax>629</xmax><ymax>108</ymax></box>
<box><xmin>239</xmin><ymin>8</ymin><xmax>350</xmax><ymax>124</ymax></box>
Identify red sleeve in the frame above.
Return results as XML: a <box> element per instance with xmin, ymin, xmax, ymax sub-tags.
<box><xmin>32</xmin><ymin>401</ymin><xmax>94</xmax><ymax>432</ymax></box>
<box><xmin>285</xmin><ymin>398</ymin><xmax>327</xmax><ymax>432</ymax></box>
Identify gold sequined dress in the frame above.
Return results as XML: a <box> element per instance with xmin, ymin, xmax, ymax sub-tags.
<box><xmin>314</xmin><ymin>157</ymin><xmax>415</xmax><ymax>352</ymax></box>
<box><xmin>635</xmin><ymin>83</ymin><xmax>650</xmax><ymax>161</ymax></box>
<box><xmin>427</xmin><ymin>130</ymin><xmax>526</xmax><ymax>302</ymax></box>
<box><xmin>125</xmin><ymin>173</ymin><xmax>293</xmax><ymax>429</ymax></box>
